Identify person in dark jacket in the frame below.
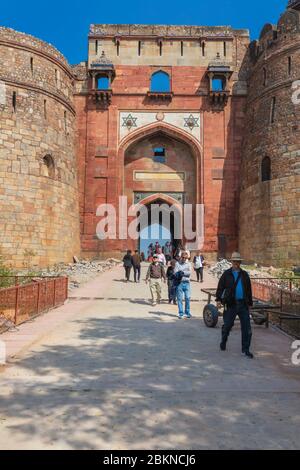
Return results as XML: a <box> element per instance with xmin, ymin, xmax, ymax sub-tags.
<box><xmin>131</xmin><ymin>250</ymin><xmax>142</xmax><ymax>283</ymax></box>
<box><xmin>123</xmin><ymin>250</ymin><xmax>133</xmax><ymax>282</ymax></box>
<box><xmin>216</xmin><ymin>252</ymin><xmax>254</xmax><ymax>358</ymax></box>
<box><xmin>166</xmin><ymin>259</ymin><xmax>177</xmax><ymax>305</ymax></box>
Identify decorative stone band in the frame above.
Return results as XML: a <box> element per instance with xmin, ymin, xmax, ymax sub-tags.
<box><xmin>134</xmin><ymin>172</ymin><xmax>185</xmax><ymax>181</ymax></box>
<box><xmin>120</xmin><ymin>111</ymin><xmax>201</xmax><ymax>142</ymax></box>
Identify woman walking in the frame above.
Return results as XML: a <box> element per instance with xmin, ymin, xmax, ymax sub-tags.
<box><xmin>193</xmin><ymin>252</ymin><xmax>205</xmax><ymax>282</ymax></box>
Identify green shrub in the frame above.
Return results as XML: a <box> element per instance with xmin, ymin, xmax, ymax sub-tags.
<box><xmin>0</xmin><ymin>254</ymin><xmax>14</xmax><ymax>288</ymax></box>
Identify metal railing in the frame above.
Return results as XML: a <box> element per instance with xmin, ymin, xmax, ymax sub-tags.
<box><xmin>0</xmin><ymin>276</ymin><xmax>68</xmax><ymax>328</ymax></box>
<box><xmin>250</xmin><ymin>277</ymin><xmax>299</xmax><ymax>293</ymax></box>
<box><xmin>251</xmin><ymin>278</ymin><xmax>300</xmax><ymax>337</ymax></box>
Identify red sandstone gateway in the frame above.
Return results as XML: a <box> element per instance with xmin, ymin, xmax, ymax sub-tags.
<box><xmin>75</xmin><ymin>24</ymin><xmax>248</xmax><ymax>262</ymax></box>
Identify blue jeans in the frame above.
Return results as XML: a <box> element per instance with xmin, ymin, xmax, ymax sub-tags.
<box><xmin>177</xmin><ymin>281</ymin><xmax>191</xmax><ymax>317</ymax></box>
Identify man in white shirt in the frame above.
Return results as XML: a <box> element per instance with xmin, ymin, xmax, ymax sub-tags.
<box><xmin>157</xmin><ymin>247</ymin><xmax>166</xmax><ymax>266</ymax></box>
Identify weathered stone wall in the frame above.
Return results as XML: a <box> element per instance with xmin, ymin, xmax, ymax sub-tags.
<box><xmin>239</xmin><ymin>6</ymin><xmax>300</xmax><ymax>267</ymax></box>
<box><xmin>0</xmin><ymin>28</ymin><xmax>80</xmax><ymax>268</ymax></box>
<box><xmin>88</xmin><ymin>25</ymin><xmax>249</xmax><ymax>68</ymax></box>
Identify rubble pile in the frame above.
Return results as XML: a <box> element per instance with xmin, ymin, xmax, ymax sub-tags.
<box><xmin>38</xmin><ymin>258</ymin><xmax>121</xmax><ymax>290</ymax></box>
<box><xmin>209</xmin><ymin>260</ymin><xmax>300</xmax><ymax>292</ymax></box>
<box><xmin>251</xmin><ymin>274</ymin><xmax>300</xmax><ymax>292</ymax></box>
<box><xmin>209</xmin><ymin>259</ymin><xmax>232</xmax><ymax>279</ymax></box>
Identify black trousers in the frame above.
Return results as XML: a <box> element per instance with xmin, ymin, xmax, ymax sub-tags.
<box><xmin>167</xmin><ymin>279</ymin><xmax>176</xmax><ymax>302</ymax></box>
<box><xmin>195</xmin><ymin>267</ymin><xmax>204</xmax><ymax>282</ymax></box>
<box><xmin>133</xmin><ymin>265</ymin><xmax>141</xmax><ymax>282</ymax></box>
<box><xmin>124</xmin><ymin>266</ymin><xmax>131</xmax><ymax>281</ymax></box>
<box><xmin>222</xmin><ymin>301</ymin><xmax>252</xmax><ymax>352</ymax></box>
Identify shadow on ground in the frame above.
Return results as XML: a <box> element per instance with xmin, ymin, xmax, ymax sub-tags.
<box><xmin>0</xmin><ymin>313</ymin><xmax>300</xmax><ymax>449</ymax></box>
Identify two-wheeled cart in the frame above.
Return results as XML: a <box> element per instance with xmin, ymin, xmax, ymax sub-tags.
<box><xmin>201</xmin><ymin>288</ymin><xmax>281</xmax><ymax>328</ymax></box>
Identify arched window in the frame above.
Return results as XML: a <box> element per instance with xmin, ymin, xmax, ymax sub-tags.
<box><xmin>261</xmin><ymin>156</ymin><xmax>271</xmax><ymax>182</ymax></box>
<box><xmin>97</xmin><ymin>76</ymin><xmax>110</xmax><ymax>90</ymax></box>
<box><xmin>150</xmin><ymin>71</ymin><xmax>170</xmax><ymax>93</ymax></box>
<box><xmin>42</xmin><ymin>154</ymin><xmax>55</xmax><ymax>178</ymax></box>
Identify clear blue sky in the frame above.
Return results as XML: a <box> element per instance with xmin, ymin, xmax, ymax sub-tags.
<box><xmin>1</xmin><ymin>0</ymin><xmax>287</xmax><ymax>64</ymax></box>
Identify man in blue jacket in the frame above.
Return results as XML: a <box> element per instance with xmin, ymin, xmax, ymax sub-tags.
<box><xmin>216</xmin><ymin>252</ymin><xmax>254</xmax><ymax>358</ymax></box>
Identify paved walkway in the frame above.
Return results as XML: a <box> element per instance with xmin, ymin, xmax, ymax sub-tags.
<box><xmin>0</xmin><ymin>264</ymin><xmax>299</xmax><ymax>449</ymax></box>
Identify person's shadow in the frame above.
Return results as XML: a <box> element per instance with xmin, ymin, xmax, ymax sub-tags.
<box><xmin>129</xmin><ymin>299</ymin><xmax>150</xmax><ymax>305</ymax></box>
<box><xmin>150</xmin><ymin>310</ymin><xmax>178</xmax><ymax>319</ymax></box>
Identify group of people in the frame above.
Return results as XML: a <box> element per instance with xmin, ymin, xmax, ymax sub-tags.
<box><xmin>123</xmin><ymin>246</ymin><xmax>205</xmax><ymax>316</ymax></box>
<box><xmin>123</xmin><ymin>247</ymin><xmax>254</xmax><ymax>359</ymax></box>
<box><xmin>147</xmin><ymin>241</ymin><xmax>176</xmax><ymax>262</ymax></box>
<box><xmin>122</xmin><ymin>250</ymin><xmax>143</xmax><ymax>283</ymax></box>
<box><xmin>145</xmin><ymin>250</ymin><xmax>204</xmax><ymax>318</ymax></box>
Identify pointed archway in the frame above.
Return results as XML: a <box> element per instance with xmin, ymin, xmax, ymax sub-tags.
<box><xmin>134</xmin><ymin>193</ymin><xmax>183</xmax><ymax>257</ymax></box>
<box><xmin>118</xmin><ymin>121</ymin><xmax>203</xmax><ymax>205</ymax></box>
<box><xmin>119</xmin><ymin>123</ymin><xmax>201</xmax><ymax>253</ymax></box>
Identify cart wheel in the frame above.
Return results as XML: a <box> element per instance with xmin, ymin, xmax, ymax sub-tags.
<box><xmin>252</xmin><ymin>310</ymin><xmax>268</xmax><ymax>325</ymax></box>
<box><xmin>203</xmin><ymin>304</ymin><xmax>219</xmax><ymax>328</ymax></box>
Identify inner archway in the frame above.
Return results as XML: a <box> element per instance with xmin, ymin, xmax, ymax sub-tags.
<box><xmin>138</xmin><ymin>198</ymin><xmax>181</xmax><ymax>259</ymax></box>
<box><xmin>123</xmin><ymin>129</ymin><xmax>197</xmax><ymax>253</ymax></box>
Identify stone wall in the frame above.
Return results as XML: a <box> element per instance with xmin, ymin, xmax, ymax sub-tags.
<box><xmin>88</xmin><ymin>24</ymin><xmax>249</xmax><ymax>75</ymax></box>
<box><xmin>0</xmin><ymin>28</ymin><xmax>80</xmax><ymax>268</ymax></box>
<box><xmin>239</xmin><ymin>6</ymin><xmax>300</xmax><ymax>267</ymax></box>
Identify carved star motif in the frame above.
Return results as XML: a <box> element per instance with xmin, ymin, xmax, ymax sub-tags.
<box><xmin>122</xmin><ymin>114</ymin><xmax>138</xmax><ymax>130</ymax></box>
<box><xmin>184</xmin><ymin>114</ymin><xmax>199</xmax><ymax>131</ymax></box>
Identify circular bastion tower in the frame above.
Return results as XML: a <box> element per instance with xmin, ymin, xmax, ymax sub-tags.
<box><xmin>239</xmin><ymin>1</ymin><xmax>300</xmax><ymax>267</ymax></box>
<box><xmin>0</xmin><ymin>28</ymin><xmax>80</xmax><ymax>268</ymax></box>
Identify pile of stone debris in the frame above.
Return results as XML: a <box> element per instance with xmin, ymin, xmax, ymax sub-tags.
<box><xmin>39</xmin><ymin>257</ymin><xmax>122</xmax><ymax>290</ymax></box>
<box><xmin>209</xmin><ymin>259</ymin><xmax>232</xmax><ymax>279</ymax></box>
<box><xmin>209</xmin><ymin>259</ymin><xmax>300</xmax><ymax>292</ymax></box>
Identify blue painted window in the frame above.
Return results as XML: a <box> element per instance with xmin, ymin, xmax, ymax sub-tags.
<box><xmin>97</xmin><ymin>76</ymin><xmax>109</xmax><ymax>90</ymax></box>
<box><xmin>154</xmin><ymin>147</ymin><xmax>165</xmax><ymax>157</ymax></box>
<box><xmin>212</xmin><ymin>77</ymin><xmax>224</xmax><ymax>91</ymax></box>
<box><xmin>153</xmin><ymin>147</ymin><xmax>166</xmax><ymax>163</ymax></box>
<box><xmin>150</xmin><ymin>71</ymin><xmax>170</xmax><ymax>92</ymax></box>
